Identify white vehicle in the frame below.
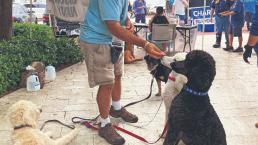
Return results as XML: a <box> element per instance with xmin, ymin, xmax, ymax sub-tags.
<box><xmin>12</xmin><ymin>3</ymin><xmax>37</xmax><ymax>23</ymax></box>
<box><xmin>23</xmin><ymin>3</ymin><xmax>46</xmax><ymax>23</ymax></box>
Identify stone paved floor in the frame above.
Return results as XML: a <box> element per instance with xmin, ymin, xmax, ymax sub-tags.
<box><xmin>1</xmin><ymin>33</ymin><xmax>258</xmax><ymax>145</ymax></box>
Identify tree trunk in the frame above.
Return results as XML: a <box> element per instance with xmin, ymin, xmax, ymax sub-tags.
<box><xmin>0</xmin><ymin>0</ymin><xmax>12</xmax><ymax>40</ymax></box>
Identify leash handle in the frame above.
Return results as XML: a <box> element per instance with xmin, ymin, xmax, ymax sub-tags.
<box><xmin>71</xmin><ymin>116</ymin><xmax>99</xmax><ymax>124</ymax></box>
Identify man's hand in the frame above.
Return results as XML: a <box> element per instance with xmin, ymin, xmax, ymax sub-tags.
<box><xmin>243</xmin><ymin>45</ymin><xmax>253</xmax><ymax>64</ymax></box>
<box><xmin>145</xmin><ymin>42</ymin><xmax>166</xmax><ymax>59</ymax></box>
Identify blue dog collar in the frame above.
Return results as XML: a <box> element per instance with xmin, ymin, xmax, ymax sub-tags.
<box><xmin>183</xmin><ymin>86</ymin><xmax>208</xmax><ymax>96</ymax></box>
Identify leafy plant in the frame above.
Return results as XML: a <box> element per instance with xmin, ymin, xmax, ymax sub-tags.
<box><xmin>0</xmin><ymin>23</ymin><xmax>83</xmax><ymax>96</ymax></box>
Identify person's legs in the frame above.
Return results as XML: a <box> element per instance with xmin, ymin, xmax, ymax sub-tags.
<box><xmin>214</xmin><ymin>16</ymin><xmax>223</xmax><ymax>48</ymax></box>
<box><xmin>110</xmin><ymin>54</ymin><xmax>138</xmax><ymax>123</ymax></box>
<box><xmin>142</xmin><ymin>14</ymin><xmax>146</xmax><ymax>23</ymax></box>
<box><xmin>135</xmin><ymin>14</ymin><xmax>141</xmax><ymax>23</ymax></box>
<box><xmin>80</xmin><ymin>42</ymin><xmax>125</xmax><ymax>145</ymax></box>
<box><xmin>224</xmin><ymin>24</ymin><xmax>234</xmax><ymax>51</ymax></box>
<box><xmin>233</xmin><ymin>25</ymin><xmax>244</xmax><ymax>52</ymax></box>
<box><xmin>223</xmin><ymin>17</ymin><xmax>230</xmax><ymax>47</ymax></box>
<box><xmin>97</xmin><ymin>84</ymin><xmax>113</xmax><ymax>120</ymax></box>
<box><xmin>244</xmin><ymin>5</ymin><xmax>258</xmax><ymax>63</ymax></box>
<box><xmin>238</xmin><ymin>36</ymin><xmax>243</xmax><ymax>48</ymax></box>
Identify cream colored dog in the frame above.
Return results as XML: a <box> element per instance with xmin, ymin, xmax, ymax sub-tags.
<box><xmin>7</xmin><ymin>100</ymin><xmax>79</xmax><ymax>145</ymax></box>
<box><xmin>162</xmin><ymin>53</ymin><xmax>188</xmax><ymax>122</ymax></box>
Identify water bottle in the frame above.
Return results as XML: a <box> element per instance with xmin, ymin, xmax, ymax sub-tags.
<box><xmin>27</xmin><ymin>73</ymin><xmax>40</xmax><ymax>92</ymax></box>
<box><xmin>45</xmin><ymin>65</ymin><xmax>56</xmax><ymax>81</ymax></box>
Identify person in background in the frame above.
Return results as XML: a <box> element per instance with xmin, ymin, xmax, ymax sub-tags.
<box><xmin>148</xmin><ymin>6</ymin><xmax>169</xmax><ymax>97</ymax></box>
<box><xmin>80</xmin><ymin>0</ymin><xmax>165</xmax><ymax>144</ymax></box>
<box><xmin>166</xmin><ymin>0</ymin><xmax>175</xmax><ymax>15</ymax></box>
<box><xmin>133</xmin><ymin>0</ymin><xmax>146</xmax><ymax>23</ymax></box>
<box><xmin>243</xmin><ymin>0</ymin><xmax>256</xmax><ymax>31</ymax></box>
<box><xmin>220</xmin><ymin>0</ymin><xmax>244</xmax><ymax>52</ymax></box>
<box><xmin>172</xmin><ymin>0</ymin><xmax>188</xmax><ymax>22</ymax></box>
<box><xmin>210</xmin><ymin>0</ymin><xmax>232</xmax><ymax>49</ymax></box>
<box><xmin>243</xmin><ymin>1</ymin><xmax>258</xmax><ymax>66</ymax></box>
<box><xmin>128</xmin><ymin>0</ymin><xmax>134</xmax><ymax>18</ymax></box>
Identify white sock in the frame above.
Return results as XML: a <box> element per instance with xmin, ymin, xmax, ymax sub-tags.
<box><xmin>112</xmin><ymin>100</ymin><xmax>122</xmax><ymax>110</ymax></box>
<box><xmin>100</xmin><ymin>116</ymin><xmax>111</xmax><ymax>128</ymax></box>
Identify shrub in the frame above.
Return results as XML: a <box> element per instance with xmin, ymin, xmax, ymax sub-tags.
<box><xmin>12</xmin><ymin>23</ymin><xmax>54</xmax><ymax>40</ymax></box>
<box><xmin>0</xmin><ymin>23</ymin><xmax>83</xmax><ymax>96</ymax></box>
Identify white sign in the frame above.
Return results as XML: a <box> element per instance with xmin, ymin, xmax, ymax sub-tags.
<box><xmin>46</xmin><ymin>0</ymin><xmax>89</xmax><ymax>22</ymax></box>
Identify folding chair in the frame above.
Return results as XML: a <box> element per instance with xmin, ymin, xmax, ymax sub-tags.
<box><xmin>151</xmin><ymin>23</ymin><xmax>176</xmax><ymax>55</ymax></box>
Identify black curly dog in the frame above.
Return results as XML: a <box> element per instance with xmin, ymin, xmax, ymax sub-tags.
<box><xmin>163</xmin><ymin>50</ymin><xmax>226</xmax><ymax>145</ymax></box>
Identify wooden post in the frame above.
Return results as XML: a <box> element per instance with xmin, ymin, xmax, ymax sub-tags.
<box><xmin>0</xmin><ymin>0</ymin><xmax>12</xmax><ymax>40</ymax></box>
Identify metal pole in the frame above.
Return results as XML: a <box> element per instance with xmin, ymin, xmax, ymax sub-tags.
<box><xmin>30</xmin><ymin>0</ymin><xmax>32</xmax><ymax>38</ymax></box>
<box><xmin>202</xmin><ymin>0</ymin><xmax>206</xmax><ymax>50</ymax></box>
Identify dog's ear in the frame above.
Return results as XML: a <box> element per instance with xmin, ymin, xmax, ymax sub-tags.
<box><xmin>8</xmin><ymin>104</ymin><xmax>26</xmax><ymax>127</ymax></box>
<box><xmin>8</xmin><ymin>101</ymin><xmax>37</xmax><ymax>128</ymax></box>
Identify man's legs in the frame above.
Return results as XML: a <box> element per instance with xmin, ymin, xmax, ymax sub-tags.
<box><xmin>109</xmin><ymin>58</ymin><xmax>138</xmax><ymax>123</ymax></box>
<box><xmin>243</xmin><ymin>7</ymin><xmax>258</xmax><ymax>63</ymax></box>
<box><xmin>80</xmin><ymin>42</ymin><xmax>125</xmax><ymax>145</ymax></box>
<box><xmin>214</xmin><ymin>16</ymin><xmax>223</xmax><ymax>48</ymax></box>
<box><xmin>247</xmin><ymin>34</ymin><xmax>258</xmax><ymax>46</ymax></box>
<box><xmin>233</xmin><ymin>26</ymin><xmax>244</xmax><ymax>52</ymax></box>
<box><xmin>238</xmin><ymin>36</ymin><xmax>243</xmax><ymax>48</ymax></box>
<box><xmin>97</xmin><ymin>84</ymin><xmax>113</xmax><ymax>120</ymax></box>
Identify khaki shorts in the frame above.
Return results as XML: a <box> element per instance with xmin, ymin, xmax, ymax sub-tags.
<box><xmin>80</xmin><ymin>41</ymin><xmax>123</xmax><ymax>88</ymax></box>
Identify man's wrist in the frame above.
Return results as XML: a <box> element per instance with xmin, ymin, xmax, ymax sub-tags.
<box><xmin>143</xmin><ymin>41</ymin><xmax>151</xmax><ymax>50</ymax></box>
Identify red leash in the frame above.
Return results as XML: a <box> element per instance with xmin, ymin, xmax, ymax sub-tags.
<box><xmin>80</xmin><ymin>119</ymin><xmax>169</xmax><ymax>144</ymax></box>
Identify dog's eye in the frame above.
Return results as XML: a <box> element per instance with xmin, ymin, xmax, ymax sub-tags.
<box><xmin>174</xmin><ymin>58</ymin><xmax>177</xmax><ymax>62</ymax></box>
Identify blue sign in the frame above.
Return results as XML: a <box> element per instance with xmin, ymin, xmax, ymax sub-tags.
<box><xmin>189</xmin><ymin>7</ymin><xmax>211</xmax><ymax>20</ymax></box>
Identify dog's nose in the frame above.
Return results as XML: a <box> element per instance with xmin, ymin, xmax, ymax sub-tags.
<box><xmin>39</xmin><ymin>108</ymin><xmax>42</xmax><ymax>113</ymax></box>
<box><xmin>171</xmin><ymin>61</ymin><xmax>187</xmax><ymax>75</ymax></box>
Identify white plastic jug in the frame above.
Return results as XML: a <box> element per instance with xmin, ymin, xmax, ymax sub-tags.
<box><xmin>27</xmin><ymin>73</ymin><xmax>41</xmax><ymax>92</ymax></box>
<box><xmin>45</xmin><ymin>65</ymin><xmax>56</xmax><ymax>81</ymax></box>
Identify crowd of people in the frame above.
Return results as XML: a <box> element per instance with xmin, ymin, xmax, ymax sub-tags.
<box><xmin>210</xmin><ymin>0</ymin><xmax>258</xmax><ymax>66</ymax></box>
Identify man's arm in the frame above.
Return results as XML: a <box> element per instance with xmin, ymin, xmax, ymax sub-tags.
<box><xmin>181</xmin><ymin>0</ymin><xmax>188</xmax><ymax>7</ymax></box>
<box><xmin>105</xmin><ymin>20</ymin><xmax>165</xmax><ymax>59</ymax></box>
<box><xmin>220</xmin><ymin>11</ymin><xmax>235</xmax><ymax>16</ymax></box>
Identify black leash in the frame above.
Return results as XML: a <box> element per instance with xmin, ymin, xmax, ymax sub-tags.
<box><xmin>40</xmin><ymin>119</ymin><xmax>75</xmax><ymax>131</ymax></box>
<box><xmin>124</xmin><ymin>76</ymin><xmax>154</xmax><ymax>108</ymax></box>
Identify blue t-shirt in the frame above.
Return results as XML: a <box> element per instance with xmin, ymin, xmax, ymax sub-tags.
<box><xmin>230</xmin><ymin>0</ymin><xmax>245</xmax><ymax>26</ymax></box>
<box><xmin>168</xmin><ymin>0</ymin><xmax>175</xmax><ymax>6</ymax></box>
<box><xmin>211</xmin><ymin>0</ymin><xmax>232</xmax><ymax>16</ymax></box>
<box><xmin>80</xmin><ymin>0</ymin><xmax>128</xmax><ymax>44</ymax></box>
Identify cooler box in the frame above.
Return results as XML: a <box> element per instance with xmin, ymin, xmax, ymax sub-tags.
<box><xmin>197</xmin><ymin>23</ymin><xmax>215</xmax><ymax>32</ymax></box>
